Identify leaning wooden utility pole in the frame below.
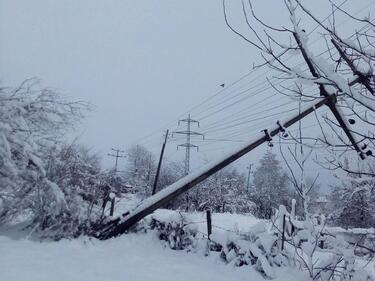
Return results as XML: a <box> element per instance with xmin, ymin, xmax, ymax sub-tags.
<box><xmin>98</xmin><ymin>93</ymin><xmax>361</xmax><ymax>240</ymax></box>
<box><xmin>97</xmin><ymin>67</ymin><xmax>372</xmax><ymax>240</ymax></box>
<box><xmin>152</xmin><ymin>130</ymin><xmax>169</xmax><ymax>195</ymax></box>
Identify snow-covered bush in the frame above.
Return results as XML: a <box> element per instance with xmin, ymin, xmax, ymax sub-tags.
<box><xmin>140</xmin><ymin>205</ymin><xmax>373</xmax><ymax>280</ymax></box>
<box><xmin>214</xmin><ymin>221</ymin><xmax>289</xmax><ymax>279</ymax></box>
<box><xmin>330</xmin><ymin>159</ymin><xmax>375</xmax><ymax>229</ymax></box>
<box><xmin>148</xmin><ymin>216</ymin><xmax>197</xmax><ymax>250</ymax></box>
<box><xmin>38</xmin><ymin>143</ymin><xmax>112</xmax><ymax>238</ymax></box>
<box><xmin>274</xmin><ymin>205</ymin><xmax>373</xmax><ymax>281</ymax></box>
<box><xmin>0</xmin><ymin>79</ymin><xmax>110</xmax><ymax>239</ymax></box>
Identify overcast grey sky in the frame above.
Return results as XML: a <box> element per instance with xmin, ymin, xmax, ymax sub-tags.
<box><xmin>1</xmin><ymin>0</ymin><xmax>374</xmax><ymax>189</ymax></box>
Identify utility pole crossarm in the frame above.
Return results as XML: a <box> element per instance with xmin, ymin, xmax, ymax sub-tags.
<box><xmin>173</xmin><ymin>131</ymin><xmax>204</xmax><ymax>137</ymax></box>
<box><xmin>108</xmin><ymin>148</ymin><xmax>126</xmax><ymax>174</ymax></box>
<box><xmin>177</xmin><ymin>143</ymin><xmax>199</xmax><ymax>148</ymax></box>
<box><xmin>178</xmin><ymin>117</ymin><xmax>200</xmax><ymax>126</ymax></box>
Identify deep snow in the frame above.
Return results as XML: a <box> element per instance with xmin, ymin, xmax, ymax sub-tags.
<box><xmin>115</xmin><ymin>193</ymin><xmax>263</xmax><ymax>234</ymax></box>
<box><xmin>1</xmin><ymin>194</ymin><xmax>374</xmax><ymax>281</ymax></box>
<box><xmin>0</xmin><ymin>232</ymin><xmax>305</xmax><ymax>281</ymax></box>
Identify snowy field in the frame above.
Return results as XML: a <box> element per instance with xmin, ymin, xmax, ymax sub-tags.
<box><xmin>0</xmin><ymin>194</ymin><xmax>270</xmax><ymax>281</ymax></box>
<box><xmin>0</xmin><ymin>194</ymin><xmax>297</xmax><ymax>281</ymax></box>
<box><xmin>1</xmin><ymin>194</ymin><xmax>374</xmax><ymax>281</ymax></box>
<box><xmin>0</xmin><ymin>232</ymin><xmax>305</xmax><ymax>281</ymax></box>
<box><xmin>1</xmin><ymin>212</ymin><xmax>374</xmax><ymax>281</ymax></box>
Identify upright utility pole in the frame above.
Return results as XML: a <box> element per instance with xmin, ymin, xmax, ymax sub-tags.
<box><xmin>152</xmin><ymin>130</ymin><xmax>169</xmax><ymax>195</ymax></box>
<box><xmin>246</xmin><ymin>163</ymin><xmax>253</xmax><ymax>191</ymax></box>
<box><xmin>107</xmin><ymin>148</ymin><xmax>126</xmax><ymax>174</ymax></box>
<box><xmin>174</xmin><ymin>114</ymin><xmax>204</xmax><ymax>175</ymax></box>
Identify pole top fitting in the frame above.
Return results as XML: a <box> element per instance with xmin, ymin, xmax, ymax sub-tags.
<box><xmin>262</xmin><ymin>129</ymin><xmax>273</xmax><ymax>147</ymax></box>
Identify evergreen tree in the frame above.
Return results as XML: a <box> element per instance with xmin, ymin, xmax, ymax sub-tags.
<box><xmin>251</xmin><ymin>151</ymin><xmax>289</xmax><ymax>219</ymax></box>
<box><xmin>330</xmin><ymin>164</ymin><xmax>375</xmax><ymax>228</ymax></box>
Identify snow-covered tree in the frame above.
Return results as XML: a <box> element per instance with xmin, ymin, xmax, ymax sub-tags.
<box><xmin>224</xmin><ymin>0</ymin><xmax>375</xmax><ymax>179</ymax></box>
<box><xmin>251</xmin><ymin>151</ymin><xmax>290</xmax><ymax>219</ymax></box>
<box><xmin>40</xmin><ymin>143</ymin><xmax>112</xmax><ymax>234</ymax></box>
<box><xmin>124</xmin><ymin>144</ymin><xmax>156</xmax><ymax>197</ymax></box>
<box><xmin>222</xmin><ymin>2</ymin><xmax>375</xmax><ymax>277</ymax></box>
<box><xmin>157</xmin><ymin>161</ymin><xmax>185</xmax><ymax>192</ymax></box>
<box><xmin>279</xmin><ymin>134</ymin><xmax>322</xmax><ymax>219</ymax></box>
<box><xmin>193</xmin><ymin>166</ymin><xmax>254</xmax><ymax>213</ymax></box>
<box><xmin>0</xmin><ymin>79</ymin><xmax>101</xmax><ymax>238</ymax></box>
<box><xmin>157</xmin><ymin>162</ymin><xmax>255</xmax><ymax>213</ymax></box>
<box><xmin>330</xmin><ymin>159</ymin><xmax>375</xmax><ymax>228</ymax></box>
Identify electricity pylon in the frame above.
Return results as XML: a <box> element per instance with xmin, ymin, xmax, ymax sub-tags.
<box><xmin>173</xmin><ymin>114</ymin><xmax>204</xmax><ymax>175</ymax></box>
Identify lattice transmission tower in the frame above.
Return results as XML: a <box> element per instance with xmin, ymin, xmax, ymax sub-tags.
<box><xmin>173</xmin><ymin>114</ymin><xmax>204</xmax><ymax>175</ymax></box>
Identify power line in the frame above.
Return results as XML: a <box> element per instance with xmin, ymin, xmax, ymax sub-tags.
<box><xmin>184</xmin><ymin>0</ymin><xmax>362</xmax><ymax>120</ymax></box>
<box><xmin>132</xmin><ymin>5</ymin><xmax>373</xmax><ymax>154</ymax></box>
<box><xmin>201</xmin><ymin>100</ymin><xmax>293</xmax><ymax>132</ymax></box>
<box><xmin>189</xmin><ymin>11</ymin><xmax>374</xmax><ymax>124</ymax></box>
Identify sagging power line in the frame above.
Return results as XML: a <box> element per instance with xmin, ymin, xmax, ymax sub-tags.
<box><xmin>97</xmin><ymin>68</ymin><xmax>373</xmax><ymax>239</ymax></box>
<box><xmin>96</xmin><ymin>95</ymin><xmax>338</xmax><ymax>239</ymax></box>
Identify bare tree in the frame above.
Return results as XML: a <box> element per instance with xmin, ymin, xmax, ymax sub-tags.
<box><xmin>222</xmin><ymin>1</ymin><xmax>375</xmax><ymax>277</ymax></box>
<box><xmin>223</xmin><ymin>0</ymin><xmax>375</xmax><ymax>175</ymax></box>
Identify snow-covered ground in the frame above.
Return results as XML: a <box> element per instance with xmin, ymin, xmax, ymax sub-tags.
<box><xmin>114</xmin><ymin>193</ymin><xmax>262</xmax><ymax>235</ymax></box>
<box><xmin>0</xmin><ymin>232</ymin><xmax>306</xmax><ymax>281</ymax></box>
<box><xmin>0</xmin><ymin>194</ymin><xmax>295</xmax><ymax>281</ymax></box>
<box><xmin>1</xmin><ymin>193</ymin><xmax>373</xmax><ymax>281</ymax></box>
<box><xmin>0</xmin><ymin>194</ymin><xmax>280</xmax><ymax>281</ymax></box>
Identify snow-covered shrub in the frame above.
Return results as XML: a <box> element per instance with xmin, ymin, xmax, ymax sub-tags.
<box><xmin>216</xmin><ymin>205</ymin><xmax>374</xmax><ymax>280</ymax></box>
<box><xmin>138</xmin><ymin>211</ymin><xmax>289</xmax><ymax>278</ymax></box>
<box><xmin>0</xmin><ymin>79</ymin><xmax>110</xmax><ymax>239</ymax></box>
<box><xmin>330</xmin><ymin>159</ymin><xmax>375</xmax><ymax>229</ymax></box>
<box><xmin>140</xmin><ymin>205</ymin><xmax>374</xmax><ymax>280</ymax></box>
<box><xmin>274</xmin><ymin>204</ymin><xmax>374</xmax><ymax>281</ymax></box>
<box><xmin>213</xmin><ymin>221</ymin><xmax>289</xmax><ymax>279</ymax></box>
<box><xmin>147</xmin><ymin>214</ymin><xmax>198</xmax><ymax>250</ymax></box>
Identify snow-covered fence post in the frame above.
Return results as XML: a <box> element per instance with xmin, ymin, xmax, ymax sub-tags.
<box><xmin>206</xmin><ymin>210</ymin><xmax>212</xmax><ymax>239</ymax></box>
<box><xmin>281</xmin><ymin>214</ymin><xmax>286</xmax><ymax>250</ymax></box>
<box><xmin>109</xmin><ymin>193</ymin><xmax>115</xmax><ymax>217</ymax></box>
<box><xmin>204</xmin><ymin>210</ymin><xmax>212</xmax><ymax>257</ymax></box>
<box><xmin>319</xmin><ymin>233</ymin><xmax>324</xmax><ymax>249</ymax></box>
<box><xmin>289</xmin><ymin>217</ymin><xmax>295</xmax><ymax>236</ymax></box>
